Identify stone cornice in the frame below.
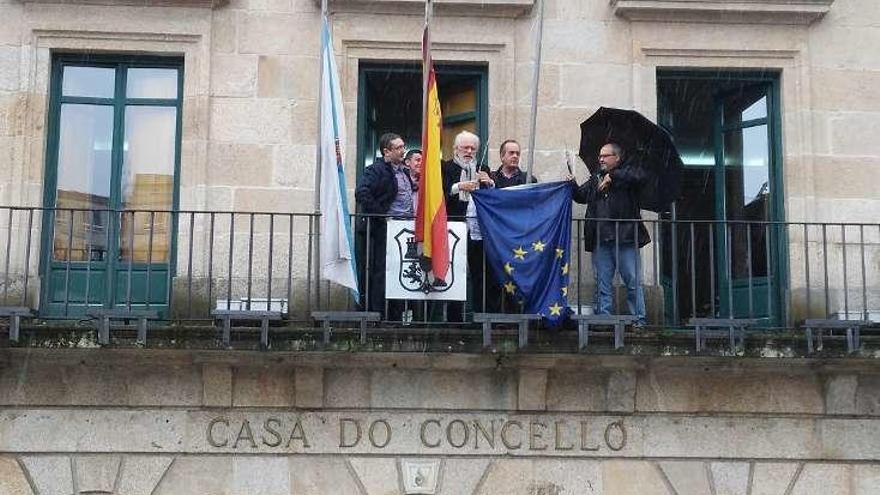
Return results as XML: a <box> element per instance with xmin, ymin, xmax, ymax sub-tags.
<box><xmin>18</xmin><ymin>0</ymin><xmax>228</xmax><ymax>8</ymax></box>
<box><xmin>612</xmin><ymin>0</ymin><xmax>835</xmax><ymax>25</ymax></box>
<box><xmin>315</xmin><ymin>0</ymin><xmax>535</xmax><ymax>18</ymax></box>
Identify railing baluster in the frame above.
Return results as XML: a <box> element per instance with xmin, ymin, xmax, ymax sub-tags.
<box><xmin>307</xmin><ymin>215</ymin><xmax>314</xmax><ymax>314</ymax></box>
<box><xmin>841</xmin><ymin>224</ymin><xmax>848</xmax><ymax>319</ymax></box>
<box><xmin>84</xmin><ymin>208</ymin><xmax>92</xmax><ymax>311</ymax></box>
<box><xmin>860</xmin><ymin>224</ymin><xmax>867</xmax><ymax>320</ymax></box>
<box><xmin>689</xmin><ymin>222</ymin><xmax>696</xmax><ymax>321</ymax></box>
<box><xmin>207</xmin><ymin>212</ymin><xmax>215</xmax><ymax>315</ymax></box>
<box><xmin>765</xmin><ymin>223</ymin><xmax>772</xmax><ymax>323</ymax></box>
<box><xmin>22</xmin><ymin>209</ymin><xmax>33</xmax><ymax>307</ymax></box>
<box><xmin>246</xmin><ymin>213</ymin><xmax>254</xmax><ymax>311</ymax></box>
<box><xmin>287</xmin><ymin>214</ymin><xmax>294</xmax><ymax>317</ymax></box>
<box><xmin>267</xmin><ymin>213</ymin><xmax>274</xmax><ymax>313</ymax></box>
<box><xmin>187</xmin><ymin>212</ymin><xmax>194</xmax><ymax>318</ymax></box>
<box><xmin>726</xmin><ymin>223</ymin><xmax>733</xmax><ymax>319</ymax></box>
<box><xmin>126</xmin><ymin>211</ymin><xmax>135</xmax><ymax>312</ymax></box>
<box><xmin>64</xmin><ymin>209</ymin><xmax>74</xmax><ymax>317</ymax></box>
<box><xmin>804</xmin><ymin>224</ymin><xmax>811</xmax><ymax>320</ymax></box>
<box><xmin>822</xmin><ymin>224</ymin><xmax>829</xmax><ymax>317</ymax></box>
<box><xmin>3</xmin><ymin>208</ymin><xmax>12</xmax><ymax>304</ymax></box>
<box><xmin>708</xmin><ymin>223</ymin><xmax>716</xmax><ymax>318</ymax></box>
<box><xmin>227</xmin><ymin>213</ymin><xmax>235</xmax><ymax>311</ymax></box>
<box><xmin>146</xmin><ymin>211</ymin><xmax>155</xmax><ymax>310</ymax></box>
<box><xmin>746</xmin><ymin>223</ymin><xmax>754</xmax><ymax>319</ymax></box>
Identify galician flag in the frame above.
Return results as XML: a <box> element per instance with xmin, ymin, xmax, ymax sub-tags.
<box><xmin>318</xmin><ymin>15</ymin><xmax>358</xmax><ymax>297</ymax></box>
<box><xmin>415</xmin><ymin>16</ymin><xmax>449</xmax><ymax>282</ymax></box>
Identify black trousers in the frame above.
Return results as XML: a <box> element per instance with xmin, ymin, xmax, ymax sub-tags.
<box><xmin>447</xmin><ymin>239</ymin><xmax>501</xmax><ymax>321</ymax></box>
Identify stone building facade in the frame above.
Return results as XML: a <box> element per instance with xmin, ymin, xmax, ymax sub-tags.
<box><xmin>0</xmin><ymin>0</ymin><xmax>879</xmax><ymax>493</ymax></box>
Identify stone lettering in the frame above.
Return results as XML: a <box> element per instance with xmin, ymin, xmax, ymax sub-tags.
<box><xmin>286</xmin><ymin>417</ymin><xmax>310</xmax><ymax>449</ymax></box>
<box><xmin>206</xmin><ymin>417</ymin><xmax>229</xmax><ymax>448</ymax></box>
<box><xmin>339</xmin><ymin>418</ymin><xmax>362</xmax><ymax>448</ymax></box>
<box><xmin>473</xmin><ymin>420</ymin><xmax>495</xmax><ymax>450</ymax></box>
<box><xmin>554</xmin><ymin>420</ymin><xmax>574</xmax><ymax>451</ymax></box>
<box><xmin>580</xmin><ymin>420</ymin><xmax>600</xmax><ymax>451</ymax></box>
<box><xmin>368</xmin><ymin>419</ymin><xmax>392</xmax><ymax>448</ymax></box>
<box><xmin>233</xmin><ymin>420</ymin><xmax>257</xmax><ymax>449</ymax></box>
<box><xmin>500</xmin><ymin>420</ymin><xmax>523</xmax><ymax>450</ymax></box>
<box><xmin>604</xmin><ymin>420</ymin><xmax>627</xmax><ymax>451</ymax></box>
<box><xmin>262</xmin><ymin>418</ymin><xmax>283</xmax><ymax>448</ymax></box>
<box><xmin>446</xmin><ymin>419</ymin><xmax>469</xmax><ymax>448</ymax></box>
<box><xmin>529</xmin><ymin>421</ymin><xmax>548</xmax><ymax>451</ymax></box>
<box><xmin>419</xmin><ymin>419</ymin><xmax>442</xmax><ymax>448</ymax></box>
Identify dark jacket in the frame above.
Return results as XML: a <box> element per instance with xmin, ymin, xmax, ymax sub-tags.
<box><xmin>490</xmin><ymin>167</ymin><xmax>538</xmax><ymax>189</ymax></box>
<box><xmin>355</xmin><ymin>157</ymin><xmax>415</xmax><ymax>232</ymax></box>
<box><xmin>441</xmin><ymin>159</ymin><xmax>490</xmax><ymax>219</ymax></box>
<box><xmin>572</xmin><ymin>160</ymin><xmax>650</xmax><ymax>252</ymax></box>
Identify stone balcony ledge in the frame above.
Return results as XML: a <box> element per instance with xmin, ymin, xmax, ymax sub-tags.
<box><xmin>315</xmin><ymin>0</ymin><xmax>535</xmax><ymax>18</ymax></box>
<box><xmin>611</xmin><ymin>0</ymin><xmax>835</xmax><ymax>25</ymax></box>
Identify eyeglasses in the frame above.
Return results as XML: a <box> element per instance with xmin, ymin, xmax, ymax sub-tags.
<box><xmin>599</xmin><ymin>153</ymin><xmax>617</xmax><ymax>159</ymax></box>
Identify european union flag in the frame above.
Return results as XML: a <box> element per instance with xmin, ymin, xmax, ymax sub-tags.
<box><xmin>472</xmin><ymin>181</ymin><xmax>572</xmax><ymax>324</ymax></box>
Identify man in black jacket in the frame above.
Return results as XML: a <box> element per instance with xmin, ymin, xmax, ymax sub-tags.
<box><xmin>572</xmin><ymin>142</ymin><xmax>649</xmax><ymax>326</ymax></box>
<box><xmin>490</xmin><ymin>139</ymin><xmax>538</xmax><ymax>189</ymax></box>
<box><xmin>441</xmin><ymin>131</ymin><xmax>496</xmax><ymax>319</ymax></box>
<box><xmin>355</xmin><ymin>133</ymin><xmax>414</xmax><ymax>317</ymax></box>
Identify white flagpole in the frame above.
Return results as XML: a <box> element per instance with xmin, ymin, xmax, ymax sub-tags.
<box><xmin>526</xmin><ymin>0</ymin><xmax>545</xmax><ymax>183</ymax></box>
<box><xmin>314</xmin><ymin>0</ymin><xmax>328</xmax><ymax>214</ymax></box>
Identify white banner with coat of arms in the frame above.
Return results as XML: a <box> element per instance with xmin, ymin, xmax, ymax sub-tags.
<box><xmin>385</xmin><ymin>220</ymin><xmax>467</xmax><ymax>301</ymax></box>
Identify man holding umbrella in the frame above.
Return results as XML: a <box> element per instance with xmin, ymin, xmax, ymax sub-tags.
<box><xmin>572</xmin><ymin>142</ymin><xmax>650</xmax><ymax>326</ymax></box>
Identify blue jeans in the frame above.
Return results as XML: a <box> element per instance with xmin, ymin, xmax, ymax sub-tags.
<box><xmin>592</xmin><ymin>240</ymin><xmax>646</xmax><ymax>323</ymax></box>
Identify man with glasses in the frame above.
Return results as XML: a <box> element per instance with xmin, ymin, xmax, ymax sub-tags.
<box><xmin>355</xmin><ymin>133</ymin><xmax>415</xmax><ymax>318</ymax></box>
<box><xmin>572</xmin><ymin>142</ymin><xmax>650</xmax><ymax>327</ymax></box>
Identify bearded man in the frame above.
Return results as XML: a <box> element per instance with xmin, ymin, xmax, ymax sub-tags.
<box><xmin>441</xmin><ymin>130</ymin><xmax>498</xmax><ymax>319</ymax></box>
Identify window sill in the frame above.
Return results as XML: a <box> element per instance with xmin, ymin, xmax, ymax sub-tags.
<box><xmin>611</xmin><ymin>0</ymin><xmax>835</xmax><ymax>25</ymax></box>
<box><xmin>316</xmin><ymin>0</ymin><xmax>535</xmax><ymax>18</ymax></box>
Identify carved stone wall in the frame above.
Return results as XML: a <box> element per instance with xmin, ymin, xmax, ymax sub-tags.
<box><xmin>0</xmin><ymin>350</ymin><xmax>878</xmax><ymax>494</ymax></box>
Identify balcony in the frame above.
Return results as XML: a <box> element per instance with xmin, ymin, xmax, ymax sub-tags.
<box><xmin>0</xmin><ymin>206</ymin><xmax>878</xmax><ymax>355</ymax></box>
<box><xmin>611</xmin><ymin>0</ymin><xmax>835</xmax><ymax>25</ymax></box>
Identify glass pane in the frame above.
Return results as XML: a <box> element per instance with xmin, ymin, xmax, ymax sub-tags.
<box><xmin>62</xmin><ymin>66</ymin><xmax>115</xmax><ymax>99</ymax></box>
<box><xmin>724</xmin><ymin>125</ymin><xmax>770</xmax><ymax>278</ymax></box>
<box><xmin>723</xmin><ymin>86</ymin><xmax>768</xmax><ymax>126</ymax></box>
<box><xmin>53</xmin><ymin>104</ymin><xmax>114</xmax><ymax>262</ymax></box>
<box><xmin>119</xmin><ymin>106</ymin><xmax>177</xmax><ymax>263</ymax></box>
<box><xmin>126</xmin><ymin>68</ymin><xmax>178</xmax><ymax>99</ymax></box>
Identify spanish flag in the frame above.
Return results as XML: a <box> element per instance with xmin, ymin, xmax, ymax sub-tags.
<box><xmin>415</xmin><ymin>21</ymin><xmax>449</xmax><ymax>282</ymax></box>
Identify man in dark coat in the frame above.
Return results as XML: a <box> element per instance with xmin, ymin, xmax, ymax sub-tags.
<box><xmin>572</xmin><ymin>142</ymin><xmax>649</xmax><ymax>325</ymax></box>
<box><xmin>490</xmin><ymin>139</ymin><xmax>538</xmax><ymax>189</ymax></box>
<box><xmin>441</xmin><ymin>130</ymin><xmax>496</xmax><ymax>319</ymax></box>
<box><xmin>355</xmin><ymin>132</ymin><xmax>414</xmax><ymax>317</ymax></box>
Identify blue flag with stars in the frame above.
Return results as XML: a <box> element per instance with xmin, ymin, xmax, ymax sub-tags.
<box><xmin>472</xmin><ymin>181</ymin><xmax>572</xmax><ymax>324</ymax></box>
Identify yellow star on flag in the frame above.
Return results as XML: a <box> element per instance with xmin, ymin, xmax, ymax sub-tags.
<box><xmin>513</xmin><ymin>246</ymin><xmax>528</xmax><ymax>260</ymax></box>
<box><xmin>504</xmin><ymin>281</ymin><xmax>517</xmax><ymax>294</ymax></box>
<box><xmin>561</xmin><ymin>263</ymin><xmax>569</xmax><ymax>275</ymax></box>
<box><xmin>561</xmin><ymin>287</ymin><xmax>568</xmax><ymax>297</ymax></box>
<box><xmin>531</xmin><ymin>240</ymin><xmax>546</xmax><ymax>252</ymax></box>
<box><xmin>504</xmin><ymin>262</ymin><xmax>514</xmax><ymax>275</ymax></box>
<box><xmin>549</xmin><ymin>302</ymin><xmax>563</xmax><ymax>316</ymax></box>
<box><xmin>555</xmin><ymin>247</ymin><xmax>565</xmax><ymax>259</ymax></box>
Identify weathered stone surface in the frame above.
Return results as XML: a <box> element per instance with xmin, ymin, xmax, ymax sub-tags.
<box><xmin>825</xmin><ymin>374</ymin><xmax>859</xmax><ymax>415</ymax></box>
<box><xmin>369</xmin><ymin>369</ymin><xmax>517</xmax><ymax>410</ymax></box>
<box><xmin>659</xmin><ymin>461</ymin><xmax>711</xmax><ymax>495</ymax></box>
<box><xmin>19</xmin><ymin>456</ymin><xmax>72</xmax><ymax>495</ymax></box>
<box><xmin>606</xmin><ymin>370</ymin><xmax>636</xmax><ymax>413</ymax></box>
<box><xmin>231</xmin><ymin>457</ymin><xmax>290</xmax><ymax>495</ymax></box>
<box><xmin>854</xmin><ymin>464</ymin><xmax>880</xmax><ymax>495</ymax></box>
<box><xmin>207</xmin><ymin>141</ymin><xmax>274</xmax><ymax>187</ymax></box>
<box><xmin>202</xmin><ymin>364</ymin><xmax>233</xmax><ymax>407</ymax></box>
<box><xmin>290</xmin><ymin>456</ymin><xmax>363</xmax><ymax>494</ymax></box>
<box><xmin>116</xmin><ymin>456</ymin><xmax>174</xmax><ymax>495</ymax></box>
<box><xmin>750</xmin><ymin>463</ymin><xmax>800</xmax><ymax>495</ymax></box>
<box><xmin>857</xmin><ymin>375</ymin><xmax>880</xmax><ymax>416</ymax></box>
<box><xmin>517</xmin><ymin>369</ymin><xmax>547</xmax><ymax>411</ymax></box>
<box><xmin>153</xmin><ymin>457</ymin><xmax>232</xmax><ymax>495</ymax></box>
<box><xmin>636</xmin><ymin>369</ymin><xmax>824</xmax><ymax>414</ymax></box>
<box><xmin>348</xmin><ymin>457</ymin><xmax>400</xmax><ymax>495</ymax></box>
<box><xmin>127</xmin><ymin>366</ymin><xmax>203</xmax><ymax>406</ymax></box>
<box><xmin>0</xmin><ymin>45</ymin><xmax>20</xmax><ymax>92</ymax></box>
<box><xmin>324</xmin><ymin>369</ymin><xmax>371</xmax><ymax>408</ymax></box>
<box><xmin>602</xmin><ymin>461</ymin><xmax>670</xmax><ymax>495</ymax></box>
<box><xmin>295</xmin><ymin>367</ymin><xmax>323</xmax><ymax>408</ymax></box>
<box><xmin>440</xmin><ymin>458</ymin><xmax>491</xmax><ymax>495</ymax></box>
<box><xmin>709</xmin><ymin>462</ymin><xmax>749</xmax><ymax>495</ymax></box>
<box><xmin>0</xmin><ymin>456</ymin><xmax>33</xmax><ymax>495</ymax></box>
<box><xmin>475</xmin><ymin>459</ymin><xmax>603</xmax><ymax>495</ymax></box>
<box><xmin>210</xmin><ymin>54</ymin><xmax>258</xmax><ymax>97</ymax></box>
<box><xmin>238</xmin><ymin>13</ymin><xmax>318</xmax><ymax>55</ymax></box>
<box><xmin>546</xmin><ymin>371</ymin><xmax>607</xmax><ymax>411</ymax></box>
<box><xmin>790</xmin><ymin>463</ymin><xmax>853</xmax><ymax>495</ymax></box>
<box><xmin>232</xmin><ymin>366</ymin><xmax>295</xmax><ymax>407</ymax></box>
<box><xmin>75</xmin><ymin>455</ymin><xmax>120</xmax><ymax>493</ymax></box>
<box><xmin>210</xmin><ymin>98</ymin><xmax>291</xmax><ymax>144</ymax></box>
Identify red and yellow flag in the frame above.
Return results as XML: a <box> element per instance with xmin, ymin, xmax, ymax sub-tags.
<box><xmin>415</xmin><ymin>27</ymin><xmax>449</xmax><ymax>281</ymax></box>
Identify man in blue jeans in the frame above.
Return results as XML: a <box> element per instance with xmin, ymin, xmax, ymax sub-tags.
<box><xmin>572</xmin><ymin>143</ymin><xmax>650</xmax><ymax>326</ymax></box>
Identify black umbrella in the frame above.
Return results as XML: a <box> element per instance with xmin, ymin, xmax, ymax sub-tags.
<box><xmin>578</xmin><ymin>107</ymin><xmax>682</xmax><ymax>212</ymax></box>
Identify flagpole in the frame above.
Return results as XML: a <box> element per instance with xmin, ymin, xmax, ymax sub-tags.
<box><xmin>314</xmin><ymin>0</ymin><xmax>328</xmax><ymax>214</ymax></box>
<box><xmin>423</xmin><ymin>0</ymin><xmax>432</xmax><ymax>121</ymax></box>
<box><xmin>313</xmin><ymin>0</ymin><xmax>328</xmax><ymax>309</ymax></box>
<box><xmin>526</xmin><ymin>0</ymin><xmax>545</xmax><ymax>183</ymax></box>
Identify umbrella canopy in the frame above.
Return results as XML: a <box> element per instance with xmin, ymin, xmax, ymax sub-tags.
<box><xmin>578</xmin><ymin>107</ymin><xmax>683</xmax><ymax>212</ymax></box>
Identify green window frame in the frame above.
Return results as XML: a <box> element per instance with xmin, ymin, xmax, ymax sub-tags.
<box><xmin>40</xmin><ymin>53</ymin><xmax>184</xmax><ymax>317</ymax></box>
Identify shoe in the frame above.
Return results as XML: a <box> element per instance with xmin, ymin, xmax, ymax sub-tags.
<box><xmin>632</xmin><ymin>320</ymin><xmax>647</xmax><ymax>329</ymax></box>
